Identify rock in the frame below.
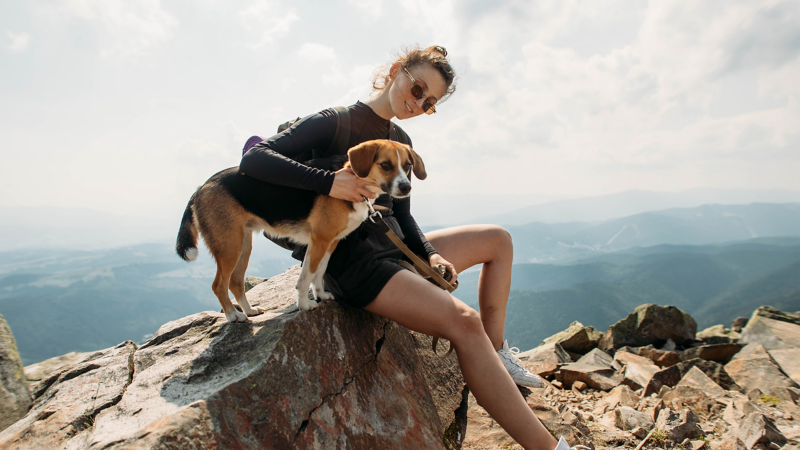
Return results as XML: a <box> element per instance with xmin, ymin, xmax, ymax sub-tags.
<box><xmin>738</xmin><ymin>413</ymin><xmax>786</xmax><ymax>449</ymax></box>
<box><xmin>599</xmin><ymin>304</ymin><xmax>697</xmax><ymax>351</ymax></box>
<box><xmin>0</xmin><ymin>341</ymin><xmax>136</xmax><ymax>447</ymax></box>
<box><xmin>600</xmin><ymin>385</ymin><xmax>641</xmax><ymax>409</ymax></box>
<box><xmin>541</xmin><ymin>321</ymin><xmax>604</xmax><ymax>355</ymax></box>
<box><xmin>697</xmin><ymin>324</ymin><xmax>741</xmax><ymax>344</ymax></box>
<box><xmin>614</xmin><ymin>351</ymin><xmax>655</xmax><ymax>367</ymax></box>
<box><xmin>631</xmin><ymin>426</ymin><xmax>648</xmax><ymax>439</ymax></box>
<box><xmin>557</xmin><ymin>363</ymin><xmax>622</xmax><ymax>391</ymax></box>
<box><xmin>739</xmin><ymin>307</ymin><xmax>800</xmax><ymax>351</ymax></box>
<box><xmin>678</xmin><ymin>366</ymin><xmax>727</xmax><ymax>399</ymax></box>
<box><xmin>726</xmin><ymin>348</ymin><xmax>798</xmax><ymax>399</ymax></box>
<box><xmin>716</xmin><ymin>433</ymin><xmax>748</xmax><ymax>450</ymax></box>
<box><xmin>637</xmin><ymin>346</ymin><xmax>683</xmax><ymax>367</ymax></box>
<box><xmin>678</xmin><ymin>359</ymin><xmax>741</xmax><ymax>392</ymax></box>
<box><xmin>0</xmin><ymin>267</ymin><xmax>468</xmax><ymax>450</ymax></box>
<box><xmin>623</xmin><ymin>363</ymin><xmax>660</xmax><ymax>391</ymax></box>
<box><xmin>767</xmin><ymin>348</ymin><xmax>800</xmax><ymax>384</ymax></box>
<box><xmin>244</xmin><ymin>276</ymin><xmax>269</xmax><ymax>292</ymax></box>
<box><xmin>518</xmin><ymin>342</ymin><xmax>571</xmax><ymax>377</ymax></box>
<box><xmin>655</xmin><ymin>407</ymin><xmax>703</xmax><ymax>442</ymax></box>
<box><xmin>645</xmin><ymin>365</ymin><xmax>682</xmax><ymax>396</ymax></box>
<box><xmin>683</xmin><ymin>343</ymin><xmax>745</xmax><ymax>363</ymax></box>
<box><xmin>662</xmin><ymin>338</ymin><xmax>677</xmax><ymax>351</ymax></box>
<box><xmin>731</xmin><ymin>343</ymin><xmax>773</xmax><ymax>361</ymax></box>
<box><xmin>662</xmin><ymin>385</ymin><xmax>722</xmax><ymax>420</ymax></box>
<box><xmin>576</xmin><ymin>348</ymin><xmax>613</xmax><ymax>367</ymax></box>
<box><xmin>615</xmin><ymin>406</ymin><xmax>655</xmax><ymax>432</ymax></box>
<box><xmin>573</xmin><ymin>381</ymin><xmax>587</xmax><ymax>391</ymax></box>
<box><xmin>0</xmin><ymin>314</ymin><xmax>32</xmax><ymax>432</ymax></box>
<box><xmin>732</xmin><ymin>317</ymin><xmax>749</xmax><ymax>333</ymax></box>
<box><xmin>23</xmin><ymin>351</ymin><xmax>91</xmax><ymax>391</ymax></box>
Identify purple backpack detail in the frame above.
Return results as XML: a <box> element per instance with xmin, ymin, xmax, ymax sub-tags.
<box><xmin>242</xmin><ymin>135</ymin><xmax>264</xmax><ymax>156</ymax></box>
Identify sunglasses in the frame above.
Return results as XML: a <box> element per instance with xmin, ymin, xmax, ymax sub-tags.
<box><xmin>402</xmin><ymin>67</ymin><xmax>437</xmax><ymax>115</ymax></box>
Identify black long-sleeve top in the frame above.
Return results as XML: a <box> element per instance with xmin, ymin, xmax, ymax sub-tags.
<box><xmin>239</xmin><ymin>101</ymin><xmax>437</xmax><ymax>259</ymax></box>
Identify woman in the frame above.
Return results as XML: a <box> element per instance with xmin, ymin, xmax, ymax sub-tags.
<box><xmin>240</xmin><ymin>45</ymin><xmax>581</xmax><ymax>450</ymax></box>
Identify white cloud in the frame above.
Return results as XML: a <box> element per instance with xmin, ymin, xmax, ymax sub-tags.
<box><xmin>5</xmin><ymin>31</ymin><xmax>30</xmax><ymax>54</ymax></box>
<box><xmin>240</xmin><ymin>0</ymin><xmax>298</xmax><ymax>48</ymax></box>
<box><xmin>348</xmin><ymin>0</ymin><xmax>383</xmax><ymax>17</ymax></box>
<box><xmin>298</xmin><ymin>43</ymin><xmax>337</xmax><ymax>62</ymax></box>
<box><xmin>56</xmin><ymin>0</ymin><xmax>178</xmax><ymax>60</ymax></box>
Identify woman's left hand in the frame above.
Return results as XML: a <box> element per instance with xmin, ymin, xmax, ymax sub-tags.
<box><xmin>429</xmin><ymin>254</ymin><xmax>458</xmax><ymax>285</ymax></box>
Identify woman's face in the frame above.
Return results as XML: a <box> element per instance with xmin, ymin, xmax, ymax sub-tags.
<box><xmin>388</xmin><ymin>63</ymin><xmax>448</xmax><ymax>120</ymax></box>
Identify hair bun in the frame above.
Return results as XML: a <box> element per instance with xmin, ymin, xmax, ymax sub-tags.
<box><xmin>431</xmin><ymin>45</ymin><xmax>447</xmax><ymax>57</ymax></box>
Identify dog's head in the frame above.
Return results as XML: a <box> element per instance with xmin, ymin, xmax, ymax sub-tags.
<box><xmin>347</xmin><ymin>139</ymin><xmax>427</xmax><ymax>198</ymax></box>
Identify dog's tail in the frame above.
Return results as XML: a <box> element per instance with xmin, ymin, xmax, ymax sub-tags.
<box><xmin>176</xmin><ymin>192</ymin><xmax>199</xmax><ymax>262</ymax></box>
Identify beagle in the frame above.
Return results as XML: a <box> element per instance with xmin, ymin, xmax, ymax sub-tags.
<box><xmin>176</xmin><ymin>139</ymin><xmax>427</xmax><ymax>322</ymax></box>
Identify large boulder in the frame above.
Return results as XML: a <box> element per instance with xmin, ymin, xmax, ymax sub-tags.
<box><xmin>725</xmin><ymin>344</ymin><xmax>798</xmax><ymax>398</ymax></box>
<box><xmin>23</xmin><ymin>351</ymin><xmax>91</xmax><ymax>392</ymax></box>
<box><xmin>540</xmin><ymin>321</ymin><xmax>603</xmax><ymax>355</ymax></box>
<box><xmin>556</xmin><ymin>363</ymin><xmax>621</xmax><ymax>391</ymax></box>
<box><xmin>599</xmin><ymin>304</ymin><xmax>697</xmax><ymax>351</ymax></box>
<box><xmin>1</xmin><ymin>315</ymin><xmax>32</xmax><ymax>432</ymax></box>
<box><xmin>696</xmin><ymin>324</ymin><xmax>740</xmax><ymax>344</ymax></box>
<box><xmin>0</xmin><ymin>267</ymin><xmax>467</xmax><ymax>450</ymax></box>
<box><xmin>739</xmin><ymin>306</ymin><xmax>800</xmax><ymax>350</ymax></box>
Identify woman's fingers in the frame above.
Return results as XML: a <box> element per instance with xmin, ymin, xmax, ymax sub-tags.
<box><xmin>330</xmin><ymin>168</ymin><xmax>379</xmax><ymax>202</ymax></box>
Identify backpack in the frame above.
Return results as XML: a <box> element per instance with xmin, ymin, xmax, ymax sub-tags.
<box><xmin>275</xmin><ymin>106</ymin><xmax>411</xmax><ymax>156</ymax></box>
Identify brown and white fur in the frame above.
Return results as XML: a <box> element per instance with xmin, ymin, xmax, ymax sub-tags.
<box><xmin>176</xmin><ymin>139</ymin><xmax>427</xmax><ymax>322</ymax></box>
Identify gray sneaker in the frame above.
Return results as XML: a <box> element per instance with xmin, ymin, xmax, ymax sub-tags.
<box><xmin>496</xmin><ymin>340</ymin><xmax>546</xmax><ymax>388</ymax></box>
<box><xmin>554</xmin><ymin>436</ymin><xmax>591</xmax><ymax>450</ymax></box>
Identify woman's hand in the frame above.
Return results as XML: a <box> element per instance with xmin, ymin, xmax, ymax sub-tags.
<box><xmin>429</xmin><ymin>254</ymin><xmax>458</xmax><ymax>285</ymax></box>
<box><xmin>329</xmin><ymin>167</ymin><xmax>380</xmax><ymax>203</ymax></box>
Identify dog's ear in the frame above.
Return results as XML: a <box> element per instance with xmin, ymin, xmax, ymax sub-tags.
<box><xmin>348</xmin><ymin>141</ymin><xmax>380</xmax><ymax>178</ymax></box>
<box><xmin>405</xmin><ymin>145</ymin><xmax>427</xmax><ymax>180</ymax></box>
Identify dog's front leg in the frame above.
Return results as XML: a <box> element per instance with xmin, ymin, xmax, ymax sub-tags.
<box><xmin>311</xmin><ymin>240</ymin><xmax>338</xmax><ymax>301</ymax></box>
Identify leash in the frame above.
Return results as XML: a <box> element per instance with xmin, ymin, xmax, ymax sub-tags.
<box><xmin>363</xmin><ymin>197</ymin><xmax>456</xmax><ymax>357</ymax></box>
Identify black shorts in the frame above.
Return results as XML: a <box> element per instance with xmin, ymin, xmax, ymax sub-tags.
<box><xmin>322</xmin><ymin>213</ymin><xmax>407</xmax><ymax>309</ymax></box>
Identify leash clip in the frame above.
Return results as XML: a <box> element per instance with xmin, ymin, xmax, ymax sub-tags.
<box><xmin>362</xmin><ymin>195</ymin><xmax>382</xmax><ymax>223</ymax></box>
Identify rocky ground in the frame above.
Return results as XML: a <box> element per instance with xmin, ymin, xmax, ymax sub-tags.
<box><xmin>0</xmin><ymin>268</ymin><xmax>798</xmax><ymax>449</ymax></box>
<box><xmin>462</xmin><ymin>305</ymin><xmax>800</xmax><ymax>450</ymax></box>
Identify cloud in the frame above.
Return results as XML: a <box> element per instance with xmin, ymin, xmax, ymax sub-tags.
<box><xmin>298</xmin><ymin>43</ymin><xmax>337</xmax><ymax>62</ymax></box>
<box><xmin>347</xmin><ymin>0</ymin><xmax>383</xmax><ymax>17</ymax></box>
<box><xmin>53</xmin><ymin>0</ymin><xmax>177</xmax><ymax>60</ymax></box>
<box><xmin>239</xmin><ymin>0</ymin><xmax>298</xmax><ymax>48</ymax></box>
<box><xmin>5</xmin><ymin>31</ymin><xmax>31</xmax><ymax>54</ymax></box>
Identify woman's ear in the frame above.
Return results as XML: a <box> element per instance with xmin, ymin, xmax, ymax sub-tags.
<box><xmin>389</xmin><ymin>63</ymin><xmax>400</xmax><ymax>79</ymax></box>
<box><xmin>348</xmin><ymin>141</ymin><xmax>379</xmax><ymax>178</ymax></box>
<box><xmin>406</xmin><ymin>146</ymin><xmax>427</xmax><ymax>180</ymax></box>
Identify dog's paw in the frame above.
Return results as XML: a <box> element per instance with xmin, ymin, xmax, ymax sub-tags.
<box><xmin>246</xmin><ymin>306</ymin><xmax>266</xmax><ymax>316</ymax></box>
<box><xmin>225</xmin><ymin>310</ymin><xmax>249</xmax><ymax>323</ymax></box>
<box><xmin>297</xmin><ymin>298</ymin><xmax>319</xmax><ymax>311</ymax></box>
<box><xmin>316</xmin><ymin>290</ymin><xmax>334</xmax><ymax>301</ymax></box>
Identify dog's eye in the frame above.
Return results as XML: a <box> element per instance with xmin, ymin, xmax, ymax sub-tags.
<box><xmin>404</xmin><ymin>163</ymin><xmax>412</xmax><ymax>173</ymax></box>
<box><xmin>380</xmin><ymin>162</ymin><xmax>392</xmax><ymax>171</ymax></box>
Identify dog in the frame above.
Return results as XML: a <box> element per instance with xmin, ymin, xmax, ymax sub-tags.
<box><xmin>176</xmin><ymin>139</ymin><xmax>427</xmax><ymax>322</ymax></box>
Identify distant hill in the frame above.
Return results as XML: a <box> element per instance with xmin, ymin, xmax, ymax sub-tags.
<box><xmin>478</xmin><ymin>188</ymin><xmax>800</xmax><ymax>225</ymax></box>
<box><xmin>0</xmin><ymin>244</ymin><xmax>294</xmax><ymax>365</ymax></box>
<box><xmin>506</xmin><ymin>203</ymin><xmax>800</xmax><ymax>263</ymax></box>
<box><xmin>457</xmin><ymin>238</ymin><xmax>800</xmax><ymax>350</ymax></box>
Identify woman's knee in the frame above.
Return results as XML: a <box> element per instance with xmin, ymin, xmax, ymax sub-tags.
<box><xmin>443</xmin><ymin>305</ymin><xmax>485</xmax><ymax>344</ymax></box>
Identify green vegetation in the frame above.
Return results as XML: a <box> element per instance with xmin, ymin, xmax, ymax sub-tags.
<box><xmin>759</xmin><ymin>394</ymin><xmax>781</xmax><ymax>406</ymax></box>
<box><xmin>650</xmin><ymin>429</ymin><xmax>668</xmax><ymax>446</ymax></box>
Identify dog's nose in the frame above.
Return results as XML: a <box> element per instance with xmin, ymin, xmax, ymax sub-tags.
<box><xmin>398</xmin><ymin>182</ymin><xmax>411</xmax><ymax>195</ymax></box>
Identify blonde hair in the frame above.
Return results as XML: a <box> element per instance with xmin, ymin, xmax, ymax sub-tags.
<box><xmin>372</xmin><ymin>45</ymin><xmax>457</xmax><ymax>103</ymax></box>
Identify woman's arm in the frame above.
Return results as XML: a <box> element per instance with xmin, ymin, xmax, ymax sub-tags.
<box><xmin>239</xmin><ymin>113</ymin><xmax>338</xmax><ymax>195</ymax></box>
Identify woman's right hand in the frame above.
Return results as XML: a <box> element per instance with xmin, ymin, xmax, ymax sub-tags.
<box><xmin>329</xmin><ymin>167</ymin><xmax>380</xmax><ymax>203</ymax></box>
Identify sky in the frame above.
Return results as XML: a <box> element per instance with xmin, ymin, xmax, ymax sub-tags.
<box><xmin>1</xmin><ymin>0</ymin><xmax>799</xmax><ymax>234</ymax></box>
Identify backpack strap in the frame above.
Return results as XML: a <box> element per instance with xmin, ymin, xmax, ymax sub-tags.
<box><xmin>388</xmin><ymin>121</ymin><xmax>411</xmax><ymax>146</ymax></box>
<box><xmin>326</xmin><ymin>106</ymin><xmax>351</xmax><ymax>157</ymax></box>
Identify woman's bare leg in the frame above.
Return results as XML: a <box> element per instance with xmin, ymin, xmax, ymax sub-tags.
<box><xmin>426</xmin><ymin>225</ymin><xmax>513</xmax><ymax>350</ymax></box>
<box><xmin>366</xmin><ymin>270</ymin><xmax>557</xmax><ymax>450</ymax></box>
